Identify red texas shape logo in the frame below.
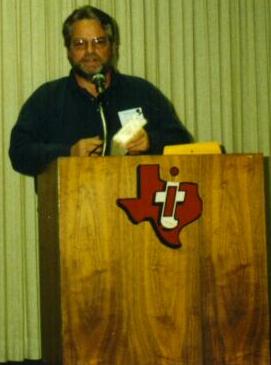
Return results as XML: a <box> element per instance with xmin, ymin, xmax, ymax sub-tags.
<box><xmin>117</xmin><ymin>164</ymin><xmax>203</xmax><ymax>249</ymax></box>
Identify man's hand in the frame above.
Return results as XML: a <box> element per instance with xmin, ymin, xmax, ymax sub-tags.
<box><xmin>70</xmin><ymin>136</ymin><xmax>103</xmax><ymax>157</ymax></box>
<box><xmin>126</xmin><ymin>128</ymin><xmax>150</xmax><ymax>155</ymax></box>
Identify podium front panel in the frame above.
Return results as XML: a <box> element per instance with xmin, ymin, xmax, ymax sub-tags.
<box><xmin>38</xmin><ymin>154</ymin><xmax>270</xmax><ymax>365</ymax></box>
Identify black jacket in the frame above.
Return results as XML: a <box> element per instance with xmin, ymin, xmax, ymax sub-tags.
<box><xmin>9</xmin><ymin>71</ymin><xmax>192</xmax><ymax>176</ymax></box>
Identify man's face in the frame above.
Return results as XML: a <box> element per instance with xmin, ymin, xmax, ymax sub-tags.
<box><xmin>67</xmin><ymin>19</ymin><xmax>113</xmax><ymax>78</ymax></box>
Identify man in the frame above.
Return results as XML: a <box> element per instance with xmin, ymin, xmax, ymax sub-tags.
<box><xmin>9</xmin><ymin>5</ymin><xmax>192</xmax><ymax>177</ymax></box>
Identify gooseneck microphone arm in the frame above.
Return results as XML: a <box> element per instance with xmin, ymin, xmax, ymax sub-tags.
<box><xmin>90</xmin><ymin>73</ymin><xmax>107</xmax><ymax>156</ymax></box>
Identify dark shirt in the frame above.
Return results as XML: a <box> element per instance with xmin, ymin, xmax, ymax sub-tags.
<box><xmin>9</xmin><ymin>71</ymin><xmax>192</xmax><ymax>176</ymax></box>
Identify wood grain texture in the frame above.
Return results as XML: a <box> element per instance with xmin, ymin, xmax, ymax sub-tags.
<box><xmin>38</xmin><ymin>154</ymin><xmax>270</xmax><ymax>365</ymax></box>
<box><xmin>37</xmin><ymin>161</ymin><xmax>62</xmax><ymax>365</ymax></box>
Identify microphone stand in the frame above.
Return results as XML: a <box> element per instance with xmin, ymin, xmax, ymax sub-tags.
<box><xmin>91</xmin><ymin>73</ymin><xmax>108</xmax><ymax>156</ymax></box>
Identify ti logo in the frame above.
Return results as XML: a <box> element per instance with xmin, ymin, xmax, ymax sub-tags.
<box><xmin>117</xmin><ymin>164</ymin><xmax>203</xmax><ymax>249</ymax></box>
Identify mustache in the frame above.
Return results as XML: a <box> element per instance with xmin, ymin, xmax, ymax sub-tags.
<box><xmin>81</xmin><ymin>53</ymin><xmax>102</xmax><ymax>62</ymax></box>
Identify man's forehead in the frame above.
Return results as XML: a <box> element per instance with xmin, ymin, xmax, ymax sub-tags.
<box><xmin>71</xmin><ymin>19</ymin><xmax>107</xmax><ymax>36</ymax></box>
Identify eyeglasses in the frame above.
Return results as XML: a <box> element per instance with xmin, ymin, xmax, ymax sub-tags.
<box><xmin>71</xmin><ymin>36</ymin><xmax>110</xmax><ymax>51</ymax></box>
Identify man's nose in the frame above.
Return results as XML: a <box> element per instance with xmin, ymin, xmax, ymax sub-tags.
<box><xmin>85</xmin><ymin>40</ymin><xmax>95</xmax><ymax>53</ymax></box>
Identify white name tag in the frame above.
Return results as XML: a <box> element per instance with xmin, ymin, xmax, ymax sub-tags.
<box><xmin>118</xmin><ymin>107</ymin><xmax>144</xmax><ymax>126</ymax></box>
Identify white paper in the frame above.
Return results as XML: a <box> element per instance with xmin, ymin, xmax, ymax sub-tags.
<box><xmin>111</xmin><ymin>116</ymin><xmax>147</xmax><ymax>156</ymax></box>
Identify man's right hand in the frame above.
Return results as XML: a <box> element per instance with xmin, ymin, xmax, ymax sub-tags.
<box><xmin>70</xmin><ymin>136</ymin><xmax>103</xmax><ymax>157</ymax></box>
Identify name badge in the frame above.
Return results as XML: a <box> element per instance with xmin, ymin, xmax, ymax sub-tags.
<box><xmin>118</xmin><ymin>107</ymin><xmax>144</xmax><ymax>126</ymax></box>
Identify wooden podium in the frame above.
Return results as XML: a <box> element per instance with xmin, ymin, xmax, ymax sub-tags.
<box><xmin>37</xmin><ymin>154</ymin><xmax>270</xmax><ymax>365</ymax></box>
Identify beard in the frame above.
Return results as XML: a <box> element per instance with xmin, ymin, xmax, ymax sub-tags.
<box><xmin>72</xmin><ymin>64</ymin><xmax>101</xmax><ymax>81</ymax></box>
<box><xmin>69</xmin><ymin>53</ymin><xmax>112</xmax><ymax>81</ymax></box>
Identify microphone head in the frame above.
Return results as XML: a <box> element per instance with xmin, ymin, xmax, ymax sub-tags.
<box><xmin>91</xmin><ymin>72</ymin><xmax>106</xmax><ymax>94</ymax></box>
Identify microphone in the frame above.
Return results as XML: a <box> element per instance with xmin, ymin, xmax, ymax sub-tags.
<box><xmin>91</xmin><ymin>72</ymin><xmax>106</xmax><ymax>94</ymax></box>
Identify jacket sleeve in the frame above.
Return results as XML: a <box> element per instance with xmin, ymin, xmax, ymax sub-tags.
<box><xmin>9</xmin><ymin>83</ymin><xmax>71</xmax><ymax>177</ymax></box>
<box><xmin>143</xmin><ymin>84</ymin><xmax>193</xmax><ymax>154</ymax></box>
